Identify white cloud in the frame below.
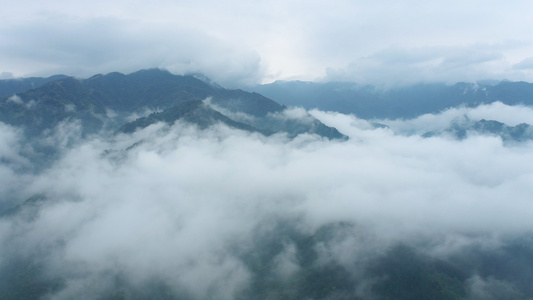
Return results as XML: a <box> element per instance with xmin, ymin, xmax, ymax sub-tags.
<box><xmin>467</xmin><ymin>275</ymin><xmax>525</xmax><ymax>299</ymax></box>
<box><xmin>377</xmin><ymin>101</ymin><xmax>533</xmax><ymax>135</ymax></box>
<box><xmin>0</xmin><ymin>123</ymin><xmax>32</xmax><ymax>213</ymax></box>
<box><xmin>7</xmin><ymin>95</ymin><xmax>23</xmax><ymax>105</ymax></box>
<box><xmin>1</xmin><ymin>107</ymin><xmax>533</xmax><ymax>297</ymax></box>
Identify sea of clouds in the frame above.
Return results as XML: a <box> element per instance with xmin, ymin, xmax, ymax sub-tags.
<box><xmin>1</xmin><ymin>102</ymin><xmax>533</xmax><ymax>299</ymax></box>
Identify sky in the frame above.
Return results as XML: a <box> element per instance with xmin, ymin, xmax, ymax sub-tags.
<box><xmin>2</xmin><ymin>0</ymin><xmax>533</xmax><ymax>86</ymax></box>
<box><xmin>2</xmin><ymin>102</ymin><xmax>533</xmax><ymax>298</ymax></box>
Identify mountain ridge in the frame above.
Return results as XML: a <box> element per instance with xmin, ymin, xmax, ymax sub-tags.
<box><xmin>119</xmin><ymin>99</ymin><xmax>273</xmax><ymax>136</ymax></box>
<box><xmin>251</xmin><ymin>80</ymin><xmax>533</xmax><ymax>119</ymax></box>
<box><xmin>0</xmin><ymin>74</ymin><xmax>69</xmax><ymax>97</ymax></box>
<box><xmin>0</xmin><ymin>68</ymin><xmax>345</xmax><ymax>140</ymax></box>
<box><xmin>5</xmin><ymin>73</ymin><xmax>533</xmax><ymax>121</ymax></box>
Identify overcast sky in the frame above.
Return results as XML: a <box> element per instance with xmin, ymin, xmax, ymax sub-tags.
<box><xmin>2</xmin><ymin>0</ymin><xmax>533</xmax><ymax>86</ymax></box>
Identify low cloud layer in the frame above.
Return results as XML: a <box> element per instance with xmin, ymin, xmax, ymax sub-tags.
<box><xmin>364</xmin><ymin>101</ymin><xmax>533</xmax><ymax>133</ymax></box>
<box><xmin>1</xmin><ymin>103</ymin><xmax>533</xmax><ymax>298</ymax></box>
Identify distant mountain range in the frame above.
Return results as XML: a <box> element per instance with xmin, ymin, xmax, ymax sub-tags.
<box><xmin>0</xmin><ymin>69</ymin><xmax>345</xmax><ymax>139</ymax></box>
<box><xmin>422</xmin><ymin>119</ymin><xmax>533</xmax><ymax>142</ymax></box>
<box><xmin>4</xmin><ymin>70</ymin><xmax>533</xmax><ymax>144</ymax></box>
<box><xmin>252</xmin><ymin>80</ymin><xmax>533</xmax><ymax>119</ymax></box>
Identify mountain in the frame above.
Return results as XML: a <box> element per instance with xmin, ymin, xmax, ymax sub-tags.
<box><xmin>0</xmin><ymin>74</ymin><xmax>69</xmax><ymax>97</ymax></box>
<box><xmin>119</xmin><ymin>99</ymin><xmax>273</xmax><ymax>135</ymax></box>
<box><xmin>0</xmin><ymin>69</ymin><xmax>345</xmax><ymax>139</ymax></box>
<box><xmin>423</xmin><ymin>119</ymin><xmax>533</xmax><ymax>142</ymax></box>
<box><xmin>252</xmin><ymin>80</ymin><xmax>533</xmax><ymax>119</ymax></box>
